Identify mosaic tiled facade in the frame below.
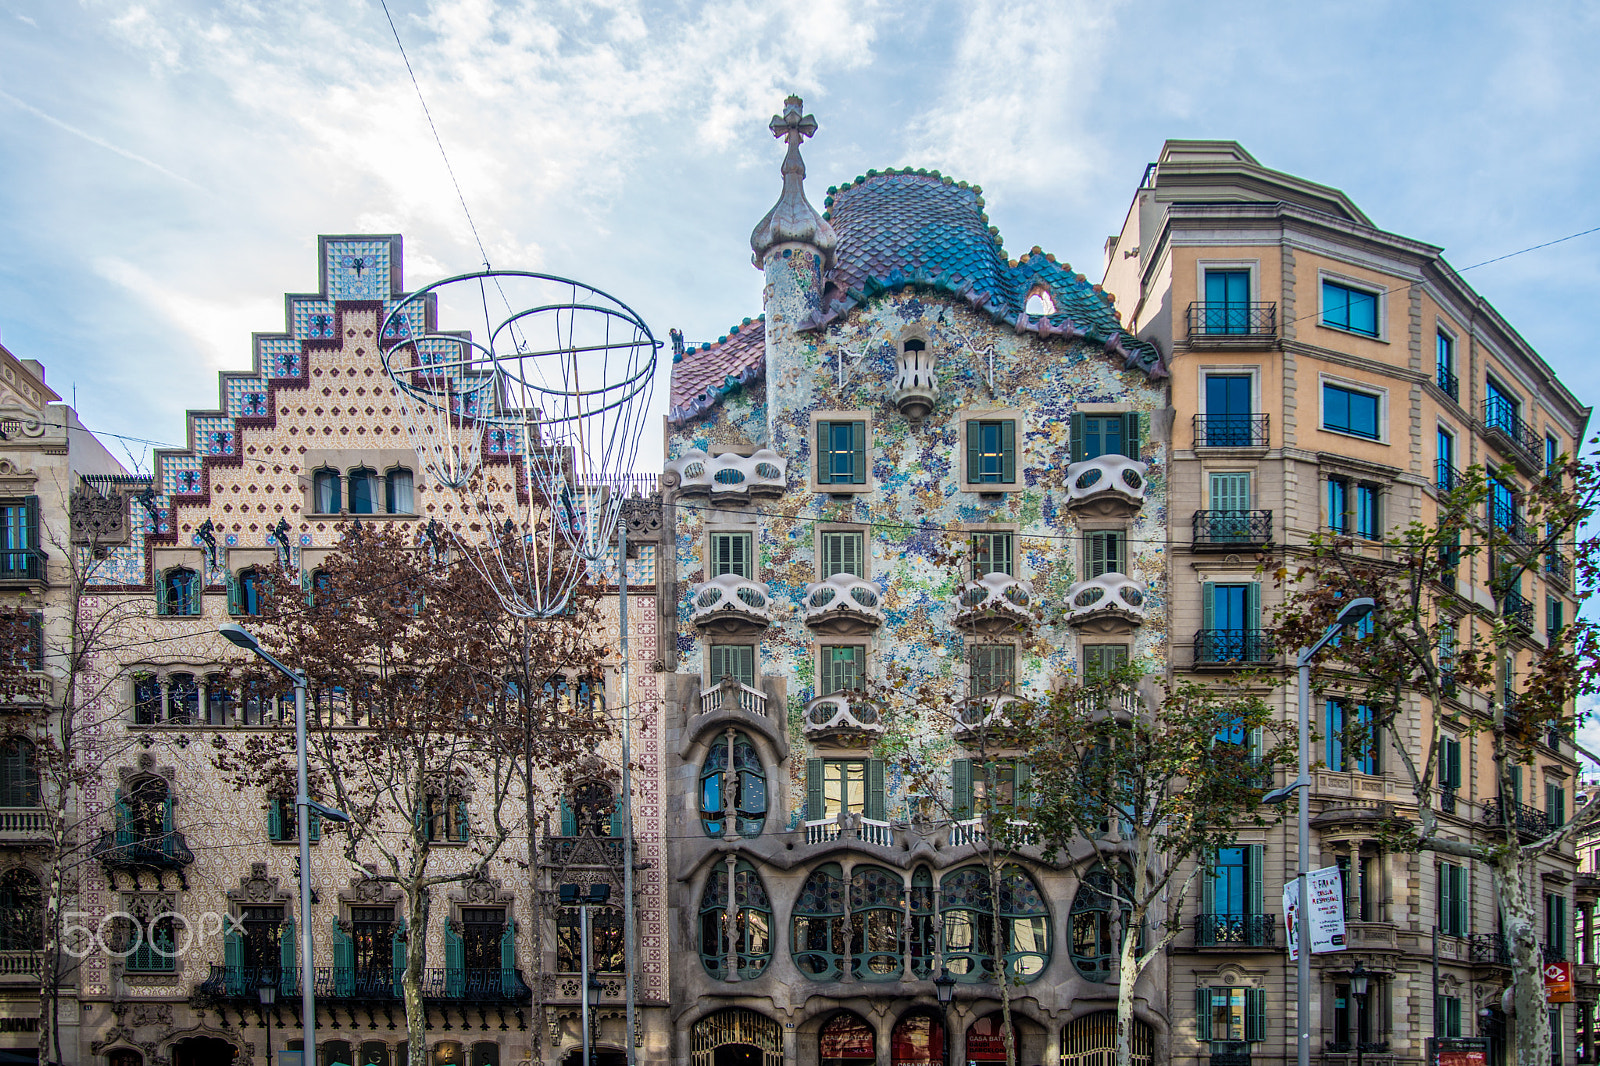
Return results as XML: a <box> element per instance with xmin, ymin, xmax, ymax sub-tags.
<box><xmin>658</xmin><ymin>99</ymin><xmax>1172</xmax><ymax>1066</ymax></box>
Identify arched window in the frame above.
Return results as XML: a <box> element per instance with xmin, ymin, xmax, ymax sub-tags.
<box><xmin>940</xmin><ymin>864</ymin><xmax>1050</xmax><ymax>982</ymax></box>
<box><xmin>241</xmin><ymin>679</ymin><xmax>278</xmax><ymax>725</ymax></box>
<box><xmin>963</xmin><ymin>1013</ymin><xmax>1020</xmax><ymax>1063</ymax></box>
<box><xmin>1061</xmin><ymin>1012</ymin><xmax>1153</xmax><ymax>1066</ymax></box>
<box><xmin>0</xmin><ymin>868</ymin><xmax>40</xmax><ymax>951</ymax></box>
<box><xmin>234</xmin><ymin>568</ymin><xmax>266</xmax><ymax>616</ymax></box>
<box><xmin>0</xmin><ymin>739</ymin><xmax>38</xmax><ymax>808</ymax></box>
<box><xmin>908</xmin><ymin>865</ymin><xmax>936</xmax><ymax>978</ymax></box>
<box><xmin>424</xmin><ymin>792</ymin><xmax>469</xmax><ymax>843</ymax></box>
<box><xmin>792</xmin><ymin>862</ymin><xmax>845</xmax><ymax>980</ymax></box>
<box><xmin>133</xmin><ymin>673</ymin><xmax>161</xmax><ymax>725</ymax></box>
<box><xmin>167</xmin><ymin>673</ymin><xmax>198</xmax><ymax>724</ymax></box>
<box><xmin>347</xmin><ymin>467</ymin><xmax>379</xmax><ymax>515</ymax></box>
<box><xmin>385</xmin><ymin>467</ymin><xmax>415</xmax><ymax>514</ymax></box>
<box><xmin>1069</xmin><ymin>864</ymin><xmax>1129</xmax><ymax>982</ymax></box>
<box><xmin>699</xmin><ymin>732</ymin><xmax>766</xmax><ymax>837</ymax></box>
<box><xmin>698</xmin><ymin>859</ymin><xmax>771</xmax><ymax>980</ymax></box>
<box><xmin>851</xmin><ymin>865</ymin><xmax>904</xmax><ymax>980</ymax></box>
<box><xmin>470</xmin><ymin>1043</ymin><xmax>500</xmax><ymax>1066</ymax></box>
<box><xmin>820</xmin><ymin>1012</ymin><xmax>876</xmax><ymax>1066</ymax></box>
<box><xmin>205</xmin><ymin>674</ymin><xmax>234</xmax><ymax>726</ymax></box>
<box><xmin>158</xmin><ymin>568</ymin><xmax>199</xmax><ymax>616</ymax></box>
<box><xmin>890</xmin><ymin>1010</ymin><xmax>945</xmax><ymax>1066</ymax></box>
<box><xmin>312</xmin><ymin>469</ymin><xmax>341</xmax><ymax>514</ymax></box>
<box><xmin>122</xmin><ymin>777</ymin><xmax>169</xmax><ymax>843</ymax></box>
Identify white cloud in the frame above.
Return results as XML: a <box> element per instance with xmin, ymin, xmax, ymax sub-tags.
<box><xmin>92</xmin><ymin>256</ymin><xmax>280</xmax><ymax>372</ymax></box>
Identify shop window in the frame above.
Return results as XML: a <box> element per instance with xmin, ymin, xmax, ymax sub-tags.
<box><xmin>890</xmin><ymin>1011</ymin><xmax>945</xmax><ymax>1066</ymax></box>
<box><xmin>821</xmin><ymin>1012</ymin><xmax>875</xmax><ymax>1066</ymax></box>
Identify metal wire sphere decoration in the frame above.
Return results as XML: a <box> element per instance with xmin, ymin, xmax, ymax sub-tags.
<box><xmin>378</xmin><ymin>269</ymin><xmax>659</xmax><ymax>618</ymax></box>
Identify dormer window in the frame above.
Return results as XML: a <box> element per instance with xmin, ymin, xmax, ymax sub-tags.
<box><xmin>313</xmin><ymin>469</ymin><xmax>341</xmax><ymax>514</ymax></box>
<box><xmin>1024</xmin><ymin>287</ymin><xmax>1056</xmax><ymax>316</ymax></box>
<box><xmin>347</xmin><ymin>468</ymin><xmax>379</xmax><ymax>515</ymax></box>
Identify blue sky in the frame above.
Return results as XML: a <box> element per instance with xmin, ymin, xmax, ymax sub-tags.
<box><xmin>2</xmin><ymin>0</ymin><xmax>1597</xmax><ymax>464</ymax></box>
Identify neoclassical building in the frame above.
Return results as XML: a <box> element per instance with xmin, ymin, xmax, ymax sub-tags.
<box><xmin>658</xmin><ymin>99</ymin><xmax>1172</xmax><ymax>1066</ymax></box>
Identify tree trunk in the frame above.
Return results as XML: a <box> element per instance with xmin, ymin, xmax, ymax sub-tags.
<box><xmin>1115</xmin><ymin>913</ymin><xmax>1142</xmax><ymax>1066</ymax></box>
<box><xmin>36</xmin><ymin>802</ymin><xmax>65</xmax><ymax>1065</ymax></box>
<box><xmin>1496</xmin><ymin>845</ymin><xmax>1550</xmax><ymax>1066</ymax></box>
<box><xmin>403</xmin><ymin>889</ymin><xmax>429</xmax><ymax>1066</ymax></box>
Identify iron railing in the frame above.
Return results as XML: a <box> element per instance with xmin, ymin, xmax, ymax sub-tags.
<box><xmin>1196</xmin><ymin>913</ymin><xmax>1276</xmax><ymax>947</ymax></box>
<box><xmin>1186</xmin><ymin>302</ymin><xmax>1278</xmax><ymax>340</ymax></box>
<box><xmin>1469</xmin><ymin>933</ymin><xmax>1511</xmax><ymax>965</ymax></box>
<box><xmin>1502</xmin><ymin>591</ymin><xmax>1534</xmax><ymax>632</ymax></box>
<box><xmin>1436</xmin><ymin>368</ymin><xmax>1459</xmax><ymax>401</ymax></box>
<box><xmin>1438</xmin><ymin>788</ymin><xmax>1457</xmax><ymax>815</ymax></box>
<box><xmin>199</xmin><ymin>964</ymin><xmax>531</xmax><ymax>1002</ymax></box>
<box><xmin>1192</xmin><ymin>510</ymin><xmax>1273</xmax><ymax>548</ymax></box>
<box><xmin>1209</xmin><ymin>1050</ymin><xmax>1252</xmax><ymax>1066</ymax></box>
<box><xmin>1543</xmin><ymin>941</ymin><xmax>1568</xmax><ymax>963</ymax></box>
<box><xmin>1194</xmin><ymin>414</ymin><xmax>1270</xmax><ymax>448</ymax></box>
<box><xmin>1480</xmin><ymin>796</ymin><xmax>1550</xmax><ymax>841</ymax></box>
<box><xmin>1435</xmin><ymin>459</ymin><xmax>1463</xmax><ymax>492</ymax></box>
<box><xmin>1194</xmin><ymin>630</ymin><xmax>1275</xmax><ymax>666</ymax></box>
<box><xmin>0</xmin><ymin>550</ymin><xmax>45</xmax><ymax>584</ymax></box>
<box><xmin>1482</xmin><ymin>397</ymin><xmax>1541</xmax><ymax>461</ymax></box>
<box><xmin>92</xmin><ymin>829</ymin><xmax>194</xmax><ymax>872</ymax></box>
<box><xmin>1546</xmin><ymin>552</ymin><xmax>1571</xmax><ymax>585</ymax></box>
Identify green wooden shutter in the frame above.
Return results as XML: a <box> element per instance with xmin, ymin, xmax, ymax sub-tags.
<box><xmin>1511</xmin><ymin>765</ymin><xmax>1522</xmax><ymax>803</ymax></box>
<box><xmin>609</xmin><ymin>805</ymin><xmax>624</xmax><ymax>837</ymax></box>
<box><xmin>1455</xmin><ymin>866</ymin><xmax>1469</xmax><ymax>935</ymax></box>
<box><xmin>22</xmin><ymin>496</ymin><xmax>38</xmax><ymax>554</ymax></box>
<box><xmin>966</xmin><ymin>421</ymin><xmax>982</xmax><ymax>483</ymax></box>
<box><xmin>279</xmin><ymin>915</ymin><xmax>296</xmax><ymax>995</ymax></box>
<box><xmin>866</xmin><ymin>759</ymin><xmax>885</xmax><ymax>821</ymax></box>
<box><xmin>500</xmin><ymin>920</ymin><xmax>516</xmax><ymax>994</ymax></box>
<box><xmin>559</xmin><ymin>796</ymin><xmax>576</xmax><ymax>837</ymax></box>
<box><xmin>224</xmin><ymin>927</ymin><xmax>244</xmax><ymax>994</ymax></box>
<box><xmin>1196</xmin><ymin>987</ymin><xmax>1213</xmax><ymax>1041</ymax></box>
<box><xmin>1245</xmin><ymin>987</ymin><xmax>1266</xmax><ymax>1042</ymax></box>
<box><xmin>817</xmin><ymin>421</ymin><xmax>831</xmax><ymax>482</ymax></box>
<box><xmin>455</xmin><ymin>800</ymin><xmax>470</xmax><ymax>842</ymax></box>
<box><xmin>1201</xmin><ymin>583</ymin><xmax>1216</xmax><ymax>632</ymax></box>
<box><xmin>1444</xmin><ymin>737</ymin><xmax>1461</xmax><ymax>790</ymax></box>
<box><xmin>226</xmin><ymin>570</ymin><xmax>241</xmax><ymax>615</ymax></box>
<box><xmin>951</xmin><ymin>759</ymin><xmax>973</xmax><ymax>817</ymax></box>
<box><xmin>332</xmin><ymin>916</ymin><xmax>354</xmax><ymax>996</ymax></box>
<box><xmin>1014</xmin><ymin>761</ymin><xmax>1032</xmax><ymax>813</ymax></box>
<box><xmin>850</xmin><ymin>421</ymin><xmax>867</xmax><ymax>484</ymax></box>
<box><xmin>1089</xmin><ymin>533</ymin><xmax>1108</xmax><ymax>578</ymax></box>
<box><xmin>162</xmin><ymin>795</ymin><xmax>174</xmax><ymax>834</ymax></box>
<box><xmin>1248</xmin><ymin>845</ymin><xmax>1265</xmax><ymax>916</ymax></box>
<box><xmin>187</xmin><ymin>572</ymin><xmax>202</xmax><ymax>616</ymax></box>
<box><xmin>445</xmin><ymin>922</ymin><xmax>465</xmax><ymax>997</ymax></box>
<box><xmin>1070</xmin><ymin>413</ymin><xmax>1086</xmax><ymax>462</ymax></box>
<box><xmin>267</xmin><ymin>799</ymin><xmax>281</xmax><ymax>842</ymax></box>
<box><xmin>308</xmin><ymin>808</ymin><xmax>321</xmax><ymax>843</ymax></box>
<box><xmin>1001</xmin><ymin>421</ymin><xmax>1017</xmax><ymax>482</ymax></box>
<box><xmin>392</xmin><ymin>919</ymin><xmax>407</xmax><ymax>998</ymax></box>
<box><xmin>806</xmin><ymin>758</ymin><xmax>824</xmax><ymax>820</ymax></box>
<box><xmin>1123</xmin><ymin>412</ymin><xmax>1142</xmax><ymax>459</ymax></box>
<box><xmin>1201</xmin><ymin>852</ymin><xmax>1217</xmax><ymax>915</ymax></box>
<box><xmin>1246</xmin><ymin>583</ymin><xmax>1261</xmax><ymax>631</ymax></box>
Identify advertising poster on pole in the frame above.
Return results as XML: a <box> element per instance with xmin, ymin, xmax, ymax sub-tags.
<box><xmin>1283</xmin><ymin>866</ymin><xmax>1348</xmax><ymax>960</ymax></box>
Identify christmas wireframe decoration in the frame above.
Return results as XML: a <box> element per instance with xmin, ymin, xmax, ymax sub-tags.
<box><xmin>379</xmin><ymin>269</ymin><xmax>659</xmax><ymax>617</ymax></box>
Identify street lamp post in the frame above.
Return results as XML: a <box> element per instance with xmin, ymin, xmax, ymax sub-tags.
<box><xmin>934</xmin><ymin>965</ymin><xmax>956</xmax><ymax>1066</ymax></box>
<box><xmin>221</xmin><ymin>624</ymin><xmax>350</xmax><ymax>1066</ymax></box>
<box><xmin>259</xmin><ymin>981</ymin><xmax>276</xmax><ymax>1066</ymax></box>
<box><xmin>1351</xmin><ymin>961</ymin><xmax>1371</xmax><ymax>1066</ymax></box>
<box><xmin>562</xmin><ymin>882</ymin><xmax>611</xmax><ymax>1066</ymax></box>
<box><xmin>1263</xmin><ymin>597</ymin><xmax>1376</xmax><ymax>1066</ymax></box>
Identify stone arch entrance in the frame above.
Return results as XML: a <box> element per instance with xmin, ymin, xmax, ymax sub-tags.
<box><xmin>1060</xmin><ymin>1011</ymin><xmax>1152</xmax><ymax>1066</ymax></box>
<box><xmin>691</xmin><ymin>1008</ymin><xmax>782</xmax><ymax>1066</ymax></box>
<box><xmin>170</xmin><ymin>1036</ymin><xmax>237</xmax><ymax>1066</ymax></box>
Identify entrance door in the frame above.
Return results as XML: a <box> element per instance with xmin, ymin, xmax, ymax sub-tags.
<box><xmin>170</xmin><ymin>1037</ymin><xmax>238</xmax><ymax>1066</ymax></box>
<box><xmin>1061</xmin><ymin>1012</ymin><xmax>1151</xmax><ymax>1066</ymax></box>
<box><xmin>713</xmin><ymin>1047</ymin><xmax>761</xmax><ymax>1066</ymax></box>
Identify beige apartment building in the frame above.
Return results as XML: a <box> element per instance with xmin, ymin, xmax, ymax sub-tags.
<box><xmin>1101</xmin><ymin>141</ymin><xmax>1591</xmax><ymax>1066</ymax></box>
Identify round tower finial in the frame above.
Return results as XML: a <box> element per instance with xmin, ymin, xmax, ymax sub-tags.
<box><xmin>750</xmin><ymin>96</ymin><xmax>838</xmax><ymax>268</ymax></box>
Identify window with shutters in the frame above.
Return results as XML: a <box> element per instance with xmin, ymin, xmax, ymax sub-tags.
<box><xmin>699</xmin><ymin>732</ymin><xmax>766</xmax><ymax>837</ymax></box>
<box><xmin>422</xmin><ymin>792</ymin><xmax>469</xmax><ymax>843</ymax></box>
<box><xmin>816</xmin><ymin>760</ymin><xmax>870</xmax><ymax>817</ymax></box>
<box><xmin>266</xmin><ymin>794</ymin><xmax>321</xmax><ymax>844</ymax></box>
<box><xmin>708</xmin><ymin>532</ymin><xmax>753</xmax><ymax>579</ymax></box>
<box><xmin>1085</xmin><ymin>530</ymin><xmax>1126</xmax><ymax>579</ymax></box>
<box><xmin>231</xmin><ymin>568</ymin><xmax>266</xmax><ymax>616</ymax></box>
<box><xmin>118</xmin><ymin>892</ymin><xmax>176</xmax><ymax>972</ymax></box>
<box><xmin>1196</xmin><ymin>986</ymin><xmax>1266</xmax><ymax>1043</ymax></box>
<box><xmin>969</xmin><ymin>645</ymin><xmax>1015</xmax><ymax>696</ymax></box>
<box><xmin>239</xmin><ymin>904</ymin><xmax>285</xmax><ymax>971</ymax></box>
<box><xmin>556</xmin><ymin>904</ymin><xmax>624</xmax><ymax>972</ymax></box>
<box><xmin>1083</xmin><ymin>644</ymin><xmax>1129</xmax><ymax>678</ymax></box>
<box><xmin>816</xmin><ymin>418</ymin><xmax>868</xmax><ymax>486</ymax></box>
<box><xmin>460</xmin><ymin>907</ymin><xmax>505</xmax><ymax>980</ymax></box>
<box><xmin>1548</xmin><ymin>781</ymin><xmax>1567</xmax><ymax>828</ymax></box>
<box><xmin>157</xmin><ymin>567</ymin><xmax>200</xmax><ymax>616</ymax></box>
<box><xmin>965</xmin><ymin>419</ymin><xmax>1017</xmax><ymax>486</ymax></box>
<box><xmin>1330</xmin><ymin>978</ymin><xmax>1383</xmax><ymax>1050</ymax></box>
<box><xmin>1200</xmin><ymin>845</ymin><xmax>1266</xmax><ymax>946</ymax></box>
<box><xmin>1437</xmin><ymin>996</ymin><xmax>1462</xmax><ymax>1039</ymax></box>
<box><xmin>970</xmin><ymin>531</ymin><xmax>1015</xmax><ymax>577</ymax></box>
<box><xmin>0</xmin><ymin>739</ymin><xmax>38</xmax><ymax>808</ymax></box>
<box><xmin>570</xmin><ymin>780</ymin><xmax>618</xmax><ymax>837</ymax></box>
<box><xmin>1070</xmin><ymin>412</ymin><xmax>1142</xmax><ymax>461</ymax></box>
<box><xmin>820</xmin><ymin>645</ymin><xmax>865</xmax><ymax>695</ymax></box>
<box><xmin>708</xmin><ymin>645</ymin><xmax>756</xmax><ymax>688</ymax></box>
<box><xmin>1548</xmin><ymin>893</ymin><xmax>1569</xmax><ymax>959</ymax></box>
<box><xmin>1438</xmin><ymin>863</ymin><xmax>1469</xmax><ymax>935</ymax></box>
<box><xmin>1548</xmin><ymin>596</ymin><xmax>1565</xmax><ymax>643</ymax></box>
<box><xmin>1440</xmin><ymin>734</ymin><xmax>1461</xmax><ymax>807</ymax></box>
<box><xmin>0</xmin><ymin>869</ymin><xmax>41</xmax><ymax>954</ymax></box>
<box><xmin>970</xmin><ymin>759</ymin><xmax>1032</xmax><ymax>815</ymax></box>
<box><xmin>818</xmin><ymin>530</ymin><xmax>865</xmax><ymax>579</ymax></box>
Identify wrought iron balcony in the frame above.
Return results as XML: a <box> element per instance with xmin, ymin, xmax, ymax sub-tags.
<box><xmin>1480</xmin><ymin>796</ymin><xmax>1550</xmax><ymax>841</ymax></box>
<box><xmin>0</xmin><ymin>549</ymin><xmax>46</xmax><ymax>586</ymax></box>
<box><xmin>1469</xmin><ymin>932</ymin><xmax>1511</xmax><ymax>965</ymax></box>
<box><xmin>196</xmin><ymin>964</ymin><xmax>299</xmax><ymax>1000</ymax></box>
<box><xmin>1436</xmin><ymin>368</ymin><xmax>1459</xmax><ymax>401</ymax></box>
<box><xmin>952</xmin><ymin>573</ymin><xmax>1036</xmax><ymax>632</ymax></box>
<box><xmin>1437</xmin><ymin>788</ymin><xmax>1457</xmax><ymax>815</ymax></box>
<box><xmin>1543</xmin><ymin>941</ymin><xmax>1568</xmax><ymax>963</ymax></box>
<box><xmin>698</xmin><ymin>677</ymin><xmax>769</xmax><ymax>720</ymax></box>
<box><xmin>1194</xmin><ymin>414</ymin><xmax>1269</xmax><ymax>448</ymax></box>
<box><xmin>1193</xmin><ymin>630</ymin><xmax>1275</xmax><ymax>666</ymax></box>
<box><xmin>1192</xmin><ymin>510</ymin><xmax>1272</xmax><ymax>549</ymax></box>
<box><xmin>1502</xmin><ymin>590</ymin><xmax>1534</xmax><ymax>632</ymax></box>
<box><xmin>1481</xmin><ymin>398</ymin><xmax>1541</xmax><ymax>463</ymax></box>
<box><xmin>93</xmin><ymin>828</ymin><xmax>194</xmax><ymax>878</ymax></box>
<box><xmin>1209</xmin><ymin>1048</ymin><xmax>1252</xmax><ymax>1066</ymax></box>
<box><xmin>1546</xmin><ymin>551</ymin><xmax>1571</xmax><ymax>586</ymax></box>
<box><xmin>1196</xmin><ymin>913</ymin><xmax>1276</xmax><ymax>948</ymax></box>
<box><xmin>1065</xmin><ymin>455</ymin><xmax>1147</xmax><ymax>514</ymax></box>
<box><xmin>198</xmin><ymin>964</ymin><xmax>531</xmax><ymax>1002</ymax></box>
<box><xmin>663</xmin><ymin>448</ymin><xmax>786</xmax><ymax>498</ymax></box>
<box><xmin>1185</xmin><ymin>301</ymin><xmax>1278</xmax><ymax>341</ymax></box>
<box><xmin>1435</xmin><ymin>459</ymin><xmax>1463</xmax><ymax>492</ymax></box>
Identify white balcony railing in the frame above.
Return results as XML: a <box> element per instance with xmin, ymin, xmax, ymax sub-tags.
<box><xmin>804</xmin><ymin>816</ymin><xmax>894</xmax><ymax>848</ymax></box>
<box><xmin>0</xmin><ymin>809</ymin><xmax>49</xmax><ymax>842</ymax></box>
<box><xmin>698</xmin><ymin>677</ymin><xmax>769</xmax><ymax>719</ymax></box>
<box><xmin>948</xmin><ymin>817</ymin><xmax>1038</xmax><ymax>848</ymax></box>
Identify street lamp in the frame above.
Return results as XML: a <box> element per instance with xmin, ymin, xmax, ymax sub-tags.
<box><xmin>221</xmin><ymin>624</ymin><xmax>350</xmax><ymax>1066</ymax></box>
<box><xmin>933</xmin><ymin>966</ymin><xmax>956</xmax><ymax>1066</ymax></box>
<box><xmin>259</xmin><ymin>980</ymin><xmax>276</xmax><ymax>1066</ymax></box>
<box><xmin>1262</xmin><ymin>598</ymin><xmax>1376</xmax><ymax>1066</ymax></box>
<box><xmin>1351</xmin><ymin>962</ymin><xmax>1371</xmax><ymax>1066</ymax></box>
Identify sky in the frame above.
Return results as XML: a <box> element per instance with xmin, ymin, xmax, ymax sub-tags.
<box><xmin>3</xmin><ymin>3</ymin><xmax>1600</xmax><ymax>734</ymax></box>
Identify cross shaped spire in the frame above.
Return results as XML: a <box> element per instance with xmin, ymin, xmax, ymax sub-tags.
<box><xmin>768</xmin><ymin>96</ymin><xmax>818</xmax><ymax>146</ymax></box>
